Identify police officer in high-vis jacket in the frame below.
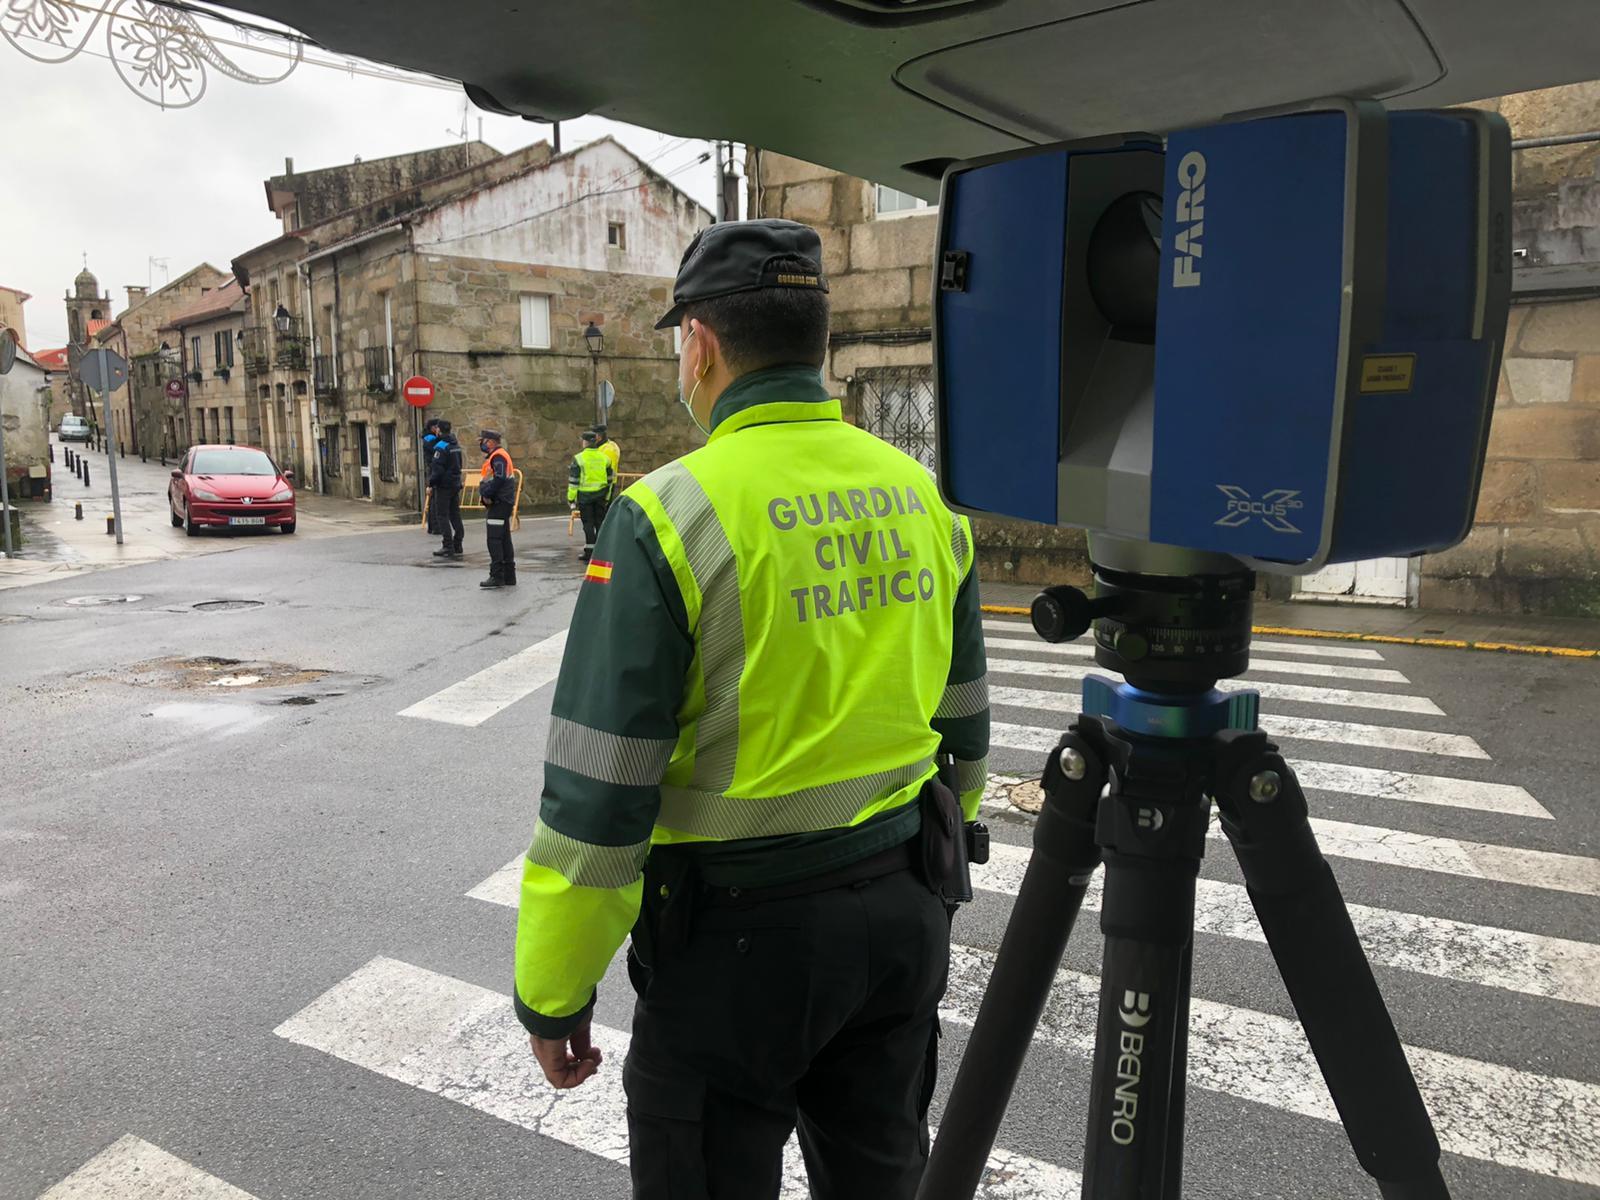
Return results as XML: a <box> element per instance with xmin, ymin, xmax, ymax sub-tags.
<box><xmin>512</xmin><ymin>219</ymin><xmax>990</xmax><ymax>1199</ymax></box>
<box><xmin>568</xmin><ymin>429</ymin><xmax>616</xmax><ymax>562</ymax></box>
<box><xmin>478</xmin><ymin>428</ymin><xmax>516</xmax><ymax>589</ymax></box>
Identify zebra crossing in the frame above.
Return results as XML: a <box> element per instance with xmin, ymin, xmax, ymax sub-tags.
<box><xmin>44</xmin><ymin>618</ymin><xmax>1589</xmax><ymax>1197</ymax></box>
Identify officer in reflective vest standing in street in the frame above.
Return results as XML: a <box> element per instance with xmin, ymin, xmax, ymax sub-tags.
<box><xmin>478</xmin><ymin>428</ymin><xmax>516</xmax><ymax>589</ymax></box>
<box><xmin>512</xmin><ymin>219</ymin><xmax>990</xmax><ymax>1199</ymax></box>
<box><xmin>568</xmin><ymin>429</ymin><xmax>616</xmax><ymax>562</ymax></box>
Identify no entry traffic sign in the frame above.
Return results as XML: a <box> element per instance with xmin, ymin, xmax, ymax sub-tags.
<box><xmin>403</xmin><ymin>375</ymin><xmax>435</xmax><ymax>407</ymax></box>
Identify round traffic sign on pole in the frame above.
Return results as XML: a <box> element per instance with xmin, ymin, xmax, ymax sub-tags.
<box><xmin>402</xmin><ymin>376</ymin><xmax>435</xmax><ymax>407</ymax></box>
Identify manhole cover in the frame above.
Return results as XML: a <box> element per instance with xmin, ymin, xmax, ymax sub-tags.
<box><xmin>193</xmin><ymin>599</ymin><xmax>264</xmax><ymax>611</ymax></box>
<box><xmin>64</xmin><ymin>594</ymin><xmax>145</xmax><ymax>607</ymax></box>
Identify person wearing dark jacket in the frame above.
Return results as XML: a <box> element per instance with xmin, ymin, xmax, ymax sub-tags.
<box><xmin>478</xmin><ymin>428</ymin><xmax>517</xmax><ymax>589</ymax></box>
<box><xmin>429</xmin><ymin>420</ymin><xmax>465</xmax><ymax>559</ymax></box>
<box><xmin>421</xmin><ymin>418</ymin><xmax>443</xmax><ymax>536</ymax></box>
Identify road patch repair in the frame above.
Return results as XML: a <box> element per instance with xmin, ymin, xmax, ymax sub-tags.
<box><xmin>108</xmin><ymin>656</ymin><xmax>330</xmax><ymax>692</ymax></box>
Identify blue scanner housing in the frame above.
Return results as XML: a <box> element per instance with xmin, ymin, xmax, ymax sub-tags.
<box><xmin>933</xmin><ymin>102</ymin><xmax>1510</xmax><ymax>571</ymax></box>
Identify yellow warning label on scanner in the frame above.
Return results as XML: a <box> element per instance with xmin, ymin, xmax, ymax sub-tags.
<box><xmin>1360</xmin><ymin>354</ymin><xmax>1416</xmax><ymax>394</ymax></box>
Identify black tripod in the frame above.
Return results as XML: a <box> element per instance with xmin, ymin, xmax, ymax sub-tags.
<box><xmin>918</xmin><ymin>543</ymin><xmax>1450</xmax><ymax>1200</ymax></box>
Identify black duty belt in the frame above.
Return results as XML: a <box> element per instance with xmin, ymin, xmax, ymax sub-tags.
<box><xmin>699</xmin><ymin>837</ymin><xmax>917</xmax><ymax>909</ymax></box>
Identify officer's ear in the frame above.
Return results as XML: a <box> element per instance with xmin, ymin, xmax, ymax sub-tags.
<box><xmin>687</xmin><ymin>317</ymin><xmax>718</xmax><ymax>378</ymax></box>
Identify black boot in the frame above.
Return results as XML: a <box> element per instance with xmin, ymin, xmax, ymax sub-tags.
<box><xmin>449</xmin><ymin>540</ymin><xmax>464</xmax><ymax>558</ymax></box>
<box><xmin>503</xmin><ymin>563</ymin><xmax>517</xmax><ymax>586</ymax></box>
<box><xmin>433</xmin><ymin>545</ymin><xmax>455</xmax><ymax>557</ymax></box>
<box><xmin>480</xmin><ymin>563</ymin><xmax>505</xmax><ymax>589</ymax></box>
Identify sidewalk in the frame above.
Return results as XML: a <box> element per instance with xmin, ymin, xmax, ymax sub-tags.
<box><xmin>978</xmin><ymin>579</ymin><xmax>1600</xmax><ymax>655</ymax></box>
<box><xmin>0</xmin><ymin>438</ymin><xmax>413</xmax><ymax>592</ymax></box>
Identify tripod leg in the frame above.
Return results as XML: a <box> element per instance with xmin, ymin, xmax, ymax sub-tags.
<box><xmin>917</xmin><ymin>733</ymin><xmax>1107</xmax><ymax>1200</ymax></box>
<box><xmin>1213</xmin><ymin>731</ymin><xmax>1450</xmax><ymax>1200</ymax></box>
<box><xmin>1081</xmin><ymin>755</ymin><xmax>1209</xmax><ymax>1200</ymax></box>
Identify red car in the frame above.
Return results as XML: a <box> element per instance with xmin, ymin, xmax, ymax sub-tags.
<box><xmin>169</xmin><ymin>444</ymin><xmax>296</xmax><ymax>536</ymax></box>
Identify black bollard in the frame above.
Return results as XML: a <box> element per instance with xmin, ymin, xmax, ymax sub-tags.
<box><xmin>82</xmin><ymin>463</ymin><xmax>90</xmax><ymax>487</ymax></box>
<box><xmin>74</xmin><ymin>502</ymin><xmax>83</xmax><ymax>520</ymax></box>
<box><xmin>119</xmin><ymin>441</ymin><xmax>125</xmax><ymax>459</ymax></box>
<box><xmin>105</xmin><ymin>514</ymin><xmax>114</xmax><ymax>535</ymax></box>
<box><xmin>49</xmin><ymin>444</ymin><xmax>55</xmax><ymax>463</ymax></box>
<box><xmin>65</xmin><ymin>449</ymin><xmax>73</xmax><ymax>470</ymax></box>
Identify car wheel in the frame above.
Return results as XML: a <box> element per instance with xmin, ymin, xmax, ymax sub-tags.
<box><xmin>184</xmin><ymin>506</ymin><xmax>200</xmax><ymax>538</ymax></box>
<box><xmin>280</xmin><ymin>521</ymin><xmax>296</xmax><ymax>535</ymax></box>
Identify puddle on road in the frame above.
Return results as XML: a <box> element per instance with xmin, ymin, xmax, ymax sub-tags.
<box><xmin>147</xmin><ymin>702</ymin><xmax>274</xmax><ymax>737</ymax></box>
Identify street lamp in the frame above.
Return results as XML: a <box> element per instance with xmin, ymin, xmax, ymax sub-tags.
<box><xmin>274</xmin><ymin>304</ymin><xmax>292</xmax><ymax>336</ymax></box>
<box><xmin>584</xmin><ymin>321</ymin><xmax>604</xmax><ymax>424</ymax></box>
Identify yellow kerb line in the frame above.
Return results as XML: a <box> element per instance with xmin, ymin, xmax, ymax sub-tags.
<box><xmin>980</xmin><ymin>605</ymin><xmax>1599</xmax><ymax>658</ymax></box>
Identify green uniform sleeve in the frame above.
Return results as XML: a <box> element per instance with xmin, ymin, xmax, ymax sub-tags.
<box><xmin>932</xmin><ymin>516</ymin><xmax>990</xmax><ymax>820</ymax></box>
<box><xmin>513</xmin><ymin>496</ymin><xmax>694</xmax><ymax>1038</ymax></box>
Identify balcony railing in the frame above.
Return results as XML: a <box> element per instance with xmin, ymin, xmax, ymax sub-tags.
<box><xmin>314</xmin><ymin>355</ymin><xmax>338</xmax><ymax>400</ymax></box>
<box><xmin>240</xmin><ymin>328</ymin><xmax>269</xmax><ymax>375</ymax></box>
<box><xmin>273</xmin><ymin>316</ymin><xmax>308</xmax><ymax>370</ymax></box>
<box><xmin>363</xmin><ymin>346</ymin><xmax>395</xmax><ymax>396</ymax></box>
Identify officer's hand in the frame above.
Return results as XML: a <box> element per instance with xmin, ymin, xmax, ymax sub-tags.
<box><xmin>529</xmin><ymin>1019</ymin><xmax>603</xmax><ymax>1089</ymax></box>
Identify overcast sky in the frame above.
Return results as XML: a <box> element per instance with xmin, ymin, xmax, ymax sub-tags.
<box><xmin>1</xmin><ymin>25</ymin><xmax>720</xmax><ymax>351</ymax></box>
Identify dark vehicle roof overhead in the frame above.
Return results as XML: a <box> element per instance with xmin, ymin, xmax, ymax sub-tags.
<box><xmin>223</xmin><ymin>0</ymin><xmax>1599</xmax><ymax>200</ymax></box>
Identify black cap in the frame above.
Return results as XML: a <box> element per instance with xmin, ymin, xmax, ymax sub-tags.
<box><xmin>437</xmin><ymin>419</ymin><xmax>452</xmax><ymax>434</ymax></box>
<box><xmin>655</xmin><ymin>219</ymin><xmax>828</xmax><ymax>330</ymax></box>
<box><xmin>479</xmin><ymin>428</ymin><xmax>502</xmax><ymax>442</ymax></box>
<box><xmin>581</xmin><ymin>430</ymin><xmax>599</xmax><ymax>444</ymax></box>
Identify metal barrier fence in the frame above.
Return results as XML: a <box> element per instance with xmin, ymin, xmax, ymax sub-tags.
<box><xmin>422</xmin><ymin>469</ymin><xmax>525</xmax><ymax>531</ymax></box>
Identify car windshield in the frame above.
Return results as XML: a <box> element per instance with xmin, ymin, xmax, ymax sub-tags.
<box><xmin>192</xmin><ymin>449</ymin><xmax>276</xmax><ymax>476</ymax></box>
<box><xmin>63</xmin><ymin>417</ymin><xmax>85</xmax><ymax>427</ymax></box>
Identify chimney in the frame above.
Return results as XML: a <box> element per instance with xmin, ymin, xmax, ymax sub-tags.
<box><xmin>126</xmin><ymin>285</ymin><xmax>148</xmax><ymax>305</ymax></box>
<box><xmin>284</xmin><ymin>156</ymin><xmax>294</xmax><ymax>176</ymax></box>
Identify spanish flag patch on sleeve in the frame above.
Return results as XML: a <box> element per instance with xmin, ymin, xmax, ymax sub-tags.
<box><xmin>584</xmin><ymin>559</ymin><xmax>613</xmax><ymax>584</ymax></box>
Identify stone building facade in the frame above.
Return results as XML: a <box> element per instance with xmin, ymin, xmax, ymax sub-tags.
<box><xmin>91</xmin><ymin>265</ymin><xmax>230</xmax><ymax>456</ymax></box>
<box><xmin>255</xmin><ymin>136</ymin><xmax>711</xmax><ymax>509</ymax></box>
<box><xmin>0</xmin><ymin>285</ymin><xmax>29</xmax><ymax>347</ymax></box>
<box><xmin>161</xmin><ymin>280</ymin><xmax>250</xmax><ymax>454</ymax></box>
<box><xmin>63</xmin><ymin>266</ymin><xmax>111</xmax><ymax>422</ymax></box>
<box><xmin>753</xmin><ymin>78</ymin><xmax>1600</xmax><ymax>617</ymax></box>
<box><xmin>236</xmin><ymin>141</ymin><xmax>560</xmax><ymax>492</ymax></box>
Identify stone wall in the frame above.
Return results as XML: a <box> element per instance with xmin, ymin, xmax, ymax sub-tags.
<box><xmin>411</xmin><ymin>253</ymin><xmax>697</xmax><ymax>508</ymax></box>
<box><xmin>1420</xmin><ymin>299</ymin><xmax>1600</xmax><ymax>615</ymax></box>
<box><xmin>754</xmin><ymin>151</ymin><xmax>1091</xmax><ymax>586</ymax></box>
<box><xmin>101</xmin><ymin>265</ymin><xmax>230</xmax><ymax>454</ymax></box>
<box><xmin>269</xmin><ymin>143</ymin><xmax>501</xmax><ymax>229</ymax></box>
<box><xmin>176</xmin><ymin>309</ymin><xmax>250</xmax><ymax>451</ymax></box>
<box><xmin>0</xmin><ymin>289</ymin><xmax>27</xmax><ymax>346</ymax></box>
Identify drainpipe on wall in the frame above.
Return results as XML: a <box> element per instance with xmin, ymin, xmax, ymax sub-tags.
<box><xmin>299</xmin><ymin>261</ymin><xmax>320</xmax><ymax>494</ymax></box>
<box><xmin>407</xmin><ymin>224</ymin><xmax>425</xmax><ymax>515</ymax></box>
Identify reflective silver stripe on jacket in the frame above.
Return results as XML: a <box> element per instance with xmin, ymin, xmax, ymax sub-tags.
<box><xmin>934</xmin><ymin>674</ymin><xmax>989</xmax><ymax>720</ymax></box>
<box><xmin>658</xmin><ymin>758</ymin><xmax>934</xmax><ymax>841</ymax></box>
<box><xmin>545</xmin><ymin>716</ymin><xmax>676</xmax><ymax>788</ymax></box>
<box><xmin>527</xmin><ymin>822</ymin><xmax>650</xmax><ymax>889</ymax></box>
<box><xmin>954</xmin><ymin>756</ymin><xmax>989</xmax><ymax>796</ymax></box>
<box><xmin>649</xmin><ymin>462</ymin><xmax>744</xmax><ymax>794</ymax></box>
<box><xmin>951</xmin><ymin>515</ymin><xmax>970</xmax><ymax>576</ymax></box>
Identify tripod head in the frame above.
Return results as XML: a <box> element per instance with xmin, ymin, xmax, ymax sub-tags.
<box><xmin>1031</xmin><ymin>538</ymin><xmax>1254</xmax><ymax>693</ymax></box>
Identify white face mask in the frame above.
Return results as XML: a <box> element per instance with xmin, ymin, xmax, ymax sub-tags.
<box><xmin>677</xmin><ymin>327</ymin><xmax>711</xmax><ymax>436</ymax></box>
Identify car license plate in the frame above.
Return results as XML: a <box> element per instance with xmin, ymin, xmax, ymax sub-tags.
<box><xmin>228</xmin><ymin>516</ymin><xmax>267</xmax><ymax>526</ymax></box>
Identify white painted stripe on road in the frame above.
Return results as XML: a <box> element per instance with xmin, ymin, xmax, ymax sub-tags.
<box><xmin>943</xmin><ymin>946</ymin><xmax>1600</xmax><ymax>1186</ymax></box>
<box><xmin>276</xmin><ymin>957</ymin><xmax>1075</xmax><ymax>1199</ymax></box>
<box><xmin>987</xmin><ymin>685</ymin><xmax>1488</xmax><ymax>759</ymax></box>
<box><xmin>981</xmin><ymin>621</ymin><xmax>1388</xmax><ymax>662</ymax></box>
<box><xmin>39</xmin><ymin>1135</ymin><xmax>257</xmax><ymax>1199</ymax></box>
<box><xmin>467</xmin><ymin>857</ymin><xmax>522</xmax><ymax>907</ymax></box>
<box><xmin>1302</xmin><ymin>816</ymin><xmax>1600</xmax><ymax>898</ymax></box>
<box><xmin>990</xmin><ymin>722</ymin><xmax>1546</xmax><ymax>818</ymax></box>
<box><xmin>984</xmin><ymin>638</ymin><xmax>1409</xmax><ymax>683</ymax></box>
<box><xmin>978</xmin><ymin>792</ymin><xmax>1600</xmax><ymax>898</ymax></box>
<box><xmin>398</xmin><ymin>630</ymin><xmax>568</xmax><ymax>727</ymax></box>
<box><xmin>474</xmin><ymin>850</ymin><xmax>1600</xmax><ymax>1007</ymax></box>
<box><xmin>977</xmin><ymin>843</ymin><xmax>1600</xmax><ymax>1007</ymax></box>
<box><xmin>986</xmin><ymin>657</ymin><xmax>1444</xmax><ymax>716</ymax></box>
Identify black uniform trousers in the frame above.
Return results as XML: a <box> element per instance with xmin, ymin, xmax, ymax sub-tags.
<box><xmin>485</xmin><ymin>500</ymin><xmax>514</xmax><ymax>573</ymax></box>
<box><xmin>624</xmin><ymin>862</ymin><xmax>950</xmax><ymax>1200</ymax></box>
<box><xmin>575</xmin><ymin>490</ymin><xmax>609</xmax><ymax>557</ymax></box>
<box><xmin>439</xmin><ymin>490</ymin><xmax>464</xmax><ymax>551</ymax></box>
